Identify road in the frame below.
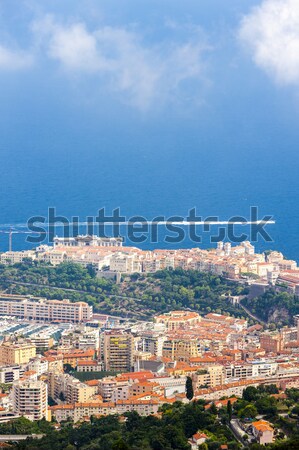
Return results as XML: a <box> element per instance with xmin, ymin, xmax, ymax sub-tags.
<box><xmin>238</xmin><ymin>300</ymin><xmax>266</xmax><ymax>325</ymax></box>
<box><xmin>0</xmin><ymin>434</ymin><xmax>44</xmax><ymax>441</ymax></box>
<box><xmin>3</xmin><ymin>279</ymin><xmax>266</xmax><ymax>324</ymax></box>
<box><xmin>3</xmin><ymin>279</ymin><xmax>147</xmax><ymax>321</ymax></box>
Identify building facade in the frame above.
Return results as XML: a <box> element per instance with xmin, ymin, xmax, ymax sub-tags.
<box><xmin>12</xmin><ymin>380</ymin><xmax>48</xmax><ymax>421</ymax></box>
<box><xmin>103</xmin><ymin>331</ymin><xmax>134</xmax><ymax>372</ymax></box>
<box><xmin>0</xmin><ymin>294</ymin><xmax>92</xmax><ymax>323</ymax></box>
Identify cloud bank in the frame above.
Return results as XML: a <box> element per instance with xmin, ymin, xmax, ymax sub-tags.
<box><xmin>33</xmin><ymin>16</ymin><xmax>209</xmax><ymax>110</ymax></box>
<box><xmin>239</xmin><ymin>0</ymin><xmax>299</xmax><ymax>86</ymax></box>
<box><xmin>0</xmin><ymin>45</ymin><xmax>32</xmax><ymax>71</ymax></box>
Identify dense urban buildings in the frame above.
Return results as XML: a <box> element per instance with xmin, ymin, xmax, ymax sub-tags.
<box><xmin>0</xmin><ymin>239</ymin><xmax>299</xmax><ymax>448</ymax></box>
<box><xmin>2</xmin><ymin>238</ymin><xmax>299</xmax><ymax>294</ymax></box>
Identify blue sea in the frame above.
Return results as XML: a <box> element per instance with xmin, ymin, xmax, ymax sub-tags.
<box><xmin>0</xmin><ymin>107</ymin><xmax>298</xmax><ymax>261</ymax></box>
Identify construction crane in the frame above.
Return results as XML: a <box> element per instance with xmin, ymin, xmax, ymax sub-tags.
<box><xmin>0</xmin><ymin>228</ymin><xmax>48</xmax><ymax>251</ymax></box>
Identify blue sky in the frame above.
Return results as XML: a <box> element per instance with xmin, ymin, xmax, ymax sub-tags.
<box><xmin>0</xmin><ymin>0</ymin><xmax>297</xmax><ymax>116</ymax></box>
<box><xmin>0</xmin><ymin>1</ymin><xmax>299</xmax><ymax>257</ymax></box>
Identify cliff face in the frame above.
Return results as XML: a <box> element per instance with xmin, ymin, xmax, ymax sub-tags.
<box><xmin>267</xmin><ymin>307</ymin><xmax>290</xmax><ymax>325</ymax></box>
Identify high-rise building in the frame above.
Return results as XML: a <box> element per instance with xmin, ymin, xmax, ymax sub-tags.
<box><xmin>103</xmin><ymin>331</ymin><xmax>134</xmax><ymax>372</ymax></box>
<box><xmin>12</xmin><ymin>380</ymin><xmax>48</xmax><ymax>421</ymax></box>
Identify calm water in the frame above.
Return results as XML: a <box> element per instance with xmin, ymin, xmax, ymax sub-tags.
<box><xmin>0</xmin><ymin>112</ymin><xmax>298</xmax><ymax>261</ymax></box>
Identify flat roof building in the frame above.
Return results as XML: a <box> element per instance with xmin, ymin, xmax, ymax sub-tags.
<box><xmin>0</xmin><ymin>342</ymin><xmax>36</xmax><ymax>365</ymax></box>
<box><xmin>12</xmin><ymin>380</ymin><xmax>48</xmax><ymax>421</ymax></box>
<box><xmin>104</xmin><ymin>331</ymin><xmax>134</xmax><ymax>373</ymax></box>
<box><xmin>0</xmin><ymin>294</ymin><xmax>92</xmax><ymax>323</ymax></box>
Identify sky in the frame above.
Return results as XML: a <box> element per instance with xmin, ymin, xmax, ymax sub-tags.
<box><xmin>1</xmin><ymin>0</ymin><xmax>299</xmax><ymax>116</ymax></box>
<box><xmin>0</xmin><ymin>0</ymin><xmax>299</xmax><ymax>256</ymax></box>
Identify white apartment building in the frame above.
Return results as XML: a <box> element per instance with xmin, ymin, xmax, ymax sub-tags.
<box><xmin>225</xmin><ymin>363</ymin><xmax>254</xmax><ymax>381</ymax></box>
<box><xmin>109</xmin><ymin>253</ymin><xmax>141</xmax><ymax>273</ymax></box>
<box><xmin>78</xmin><ymin>330</ymin><xmax>100</xmax><ymax>350</ymax></box>
<box><xmin>251</xmin><ymin>361</ymin><xmax>278</xmax><ymax>377</ymax></box>
<box><xmin>37</xmin><ymin>250</ymin><xmax>66</xmax><ymax>266</ymax></box>
<box><xmin>111</xmin><ymin>380</ymin><xmax>130</xmax><ymax>402</ymax></box>
<box><xmin>0</xmin><ymin>365</ymin><xmax>25</xmax><ymax>384</ymax></box>
<box><xmin>62</xmin><ymin>328</ymin><xmax>100</xmax><ymax>351</ymax></box>
<box><xmin>141</xmin><ymin>334</ymin><xmax>166</xmax><ymax>357</ymax></box>
<box><xmin>0</xmin><ymin>251</ymin><xmax>36</xmax><ymax>265</ymax></box>
<box><xmin>148</xmin><ymin>376</ymin><xmax>187</xmax><ymax>397</ymax></box>
<box><xmin>142</xmin><ymin>259</ymin><xmax>161</xmax><ymax>273</ymax></box>
<box><xmin>0</xmin><ymin>295</ymin><xmax>92</xmax><ymax>323</ymax></box>
<box><xmin>98</xmin><ymin>377</ymin><xmax>118</xmax><ymax>402</ymax></box>
<box><xmin>53</xmin><ymin>235</ymin><xmax>123</xmax><ymax>248</ymax></box>
<box><xmin>12</xmin><ymin>380</ymin><xmax>48</xmax><ymax>421</ymax></box>
<box><xmin>278</xmin><ymin>260</ymin><xmax>297</xmax><ymax>271</ymax></box>
<box><xmin>26</xmin><ymin>356</ymin><xmax>49</xmax><ymax>376</ymax></box>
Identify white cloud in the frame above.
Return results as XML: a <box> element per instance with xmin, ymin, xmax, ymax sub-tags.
<box><xmin>33</xmin><ymin>16</ymin><xmax>209</xmax><ymax>110</ymax></box>
<box><xmin>0</xmin><ymin>45</ymin><xmax>33</xmax><ymax>71</ymax></box>
<box><xmin>239</xmin><ymin>0</ymin><xmax>299</xmax><ymax>85</ymax></box>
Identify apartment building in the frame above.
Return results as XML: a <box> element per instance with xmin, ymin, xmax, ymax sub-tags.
<box><xmin>116</xmin><ymin>398</ymin><xmax>159</xmax><ymax>416</ymax></box>
<box><xmin>98</xmin><ymin>377</ymin><xmax>118</xmax><ymax>402</ymax></box>
<box><xmin>76</xmin><ymin>360</ymin><xmax>103</xmax><ymax>372</ymax></box>
<box><xmin>62</xmin><ymin>349</ymin><xmax>95</xmax><ymax>368</ymax></box>
<box><xmin>48</xmin><ymin>373</ymin><xmax>95</xmax><ymax>403</ymax></box>
<box><xmin>66</xmin><ymin>378</ymin><xmax>95</xmax><ymax>404</ymax></box>
<box><xmin>142</xmin><ymin>259</ymin><xmax>161</xmax><ymax>273</ymax></box>
<box><xmin>29</xmin><ymin>336</ymin><xmax>54</xmax><ymax>350</ymax></box>
<box><xmin>225</xmin><ymin>363</ymin><xmax>254</xmax><ymax>380</ymax></box>
<box><xmin>110</xmin><ymin>380</ymin><xmax>130</xmax><ymax>402</ymax></box>
<box><xmin>0</xmin><ymin>250</ymin><xmax>36</xmax><ymax>265</ymax></box>
<box><xmin>260</xmin><ymin>332</ymin><xmax>284</xmax><ymax>353</ymax></box>
<box><xmin>195</xmin><ymin>380</ymin><xmax>261</xmax><ymax>400</ymax></box>
<box><xmin>103</xmin><ymin>331</ymin><xmax>134</xmax><ymax>372</ymax></box>
<box><xmin>50</xmin><ymin>397</ymin><xmax>159</xmax><ymax>423</ymax></box>
<box><xmin>53</xmin><ymin>235</ymin><xmax>123</xmax><ymax>248</ymax></box>
<box><xmin>12</xmin><ymin>380</ymin><xmax>48</xmax><ymax>421</ymax></box>
<box><xmin>110</xmin><ymin>253</ymin><xmax>141</xmax><ymax>273</ymax></box>
<box><xmin>0</xmin><ymin>294</ymin><xmax>92</xmax><ymax>323</ymax></box>
<box><xmin>149</xmin><ymin>376</ymin><xmax>186</xmax><ymax>397</ymax></box>
<box><xmin>46</xmin><ymin>355</ymin><xmax>64</xmax><ymax>373</ymax></box>
<box><xmin>27</xmin><ymin>356</ymin><xmax>49</xmax><ymax>376</ymax></box>
<box><xmin>138</xmin><ymin>332</ymin><xmax>166</xmax><ymax>357</ymax></box>
<box><xmin>162</xmin><ymin>338</ymin><xmax>199</xmax><ymax>362</ymax></box>
<box><xmin>0</xmin><ymin>341</ymin><xmax>36</xmax><ymax>365</ymax></box>
<box><xmin>155</xmin><ymin>311</ymin><xmax>201</xmax><ymax>330</ymax></box>
<box><xmin>278</xmin><ymin>260</ymin><xmax>297</xmax><ymax>271</ymax></box>
<box><xmin>0</xmin><ymin>365</ymin><xmax>25</xmax><ymax>383</ymax></box>
<box><xmin>61</xmin><ymin>329</ymin><xmax>100</xmax><ymax>351</ymax></box>
<box><xmin>194</xmin><ymin>365</ymin><xmax>225</xmax><ymax>389</ymax></box>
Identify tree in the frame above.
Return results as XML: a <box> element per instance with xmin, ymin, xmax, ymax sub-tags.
<box><xmin>227</xmin><ymin>400</ymin><xmax>232</xmax><ymax>421</ymax></box>
<box><xmin>112</xmin><ymin>439</ymin><xmax>130</xmax><ymax>450</ymax></box>
<box><xmin>209</xmin><ymin>403</ymin><xmax>218</xmax><ymax>416</ymax></box>
<box><xmin>63</xmin><ymin>363</ymin><xmax>73</xmax><ymax>373</ymax></box>
<box><xmin>238</xmin><ymin>404</ymin><xmax>258</xmax><ymax>419</ymax></box>
<box><xmin>243</xmin><ymin>386</ymin><xmax>259</xmax><ymax>402</ymax></box>
<box><xmin>185</xmin><ymin>376</ymin><xmax>194</xmax><ymax>401</ymax></box>
<box><xmin>198</xmin><ymin>444</ymin><xmax>208</xmax><ymax>450</ymax></box>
